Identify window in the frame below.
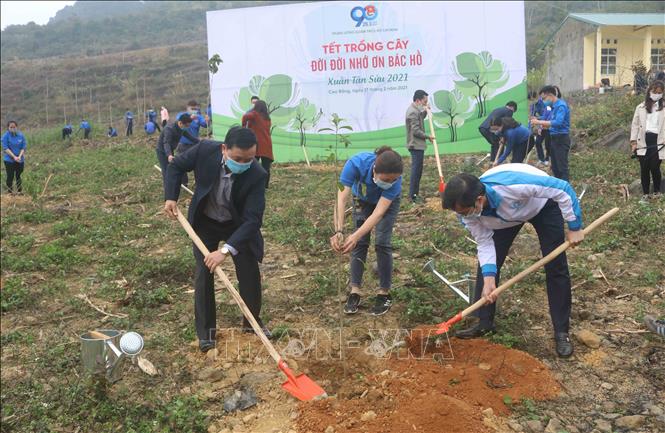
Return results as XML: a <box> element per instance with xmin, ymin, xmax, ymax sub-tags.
<box><xmin>601</xmin><ymin>48</ymin><xmax>617</xmax><ymax>74</ymax></box>
<box><xmin>652</xmin><ymin>48</ymin><xmax>665</xmax><ymax>72</ymax></box>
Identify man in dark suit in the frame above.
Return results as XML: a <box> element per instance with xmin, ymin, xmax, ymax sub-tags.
<box><xmin>164</xmin><ymin>126</ymin><xmax>270</xmax><ymax>352</ymax></box>
<box><xmin>478</xmin><ymin>101</ymin><xmax>517</xmax><ymax>162</ymax></box>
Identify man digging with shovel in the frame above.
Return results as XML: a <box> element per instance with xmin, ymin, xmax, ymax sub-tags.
<box><xmin>441</xmin><ymin>163</ymin><xmax>584</xmax><ymax>357</ymax></box>
<box><xmin>164</xmin><ymin>126</ymin><xmax>272</xmax><ymax>353</ymax></box>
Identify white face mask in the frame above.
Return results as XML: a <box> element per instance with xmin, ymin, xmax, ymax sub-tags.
<box><xmin>650</xmin><ymin>92</ymin><xmax>663</xmax><ymax>102</ymax></box>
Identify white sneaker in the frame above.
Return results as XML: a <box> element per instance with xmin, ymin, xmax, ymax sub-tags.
<box><xmin>639</xmin><ymin>194</ymin><xmax>650</xmax><ymax>204</ymax></box>
<box><xmin>543</xmin><ymin>160</ymin><xmax>550</xmax><ymax>167</ymax></box>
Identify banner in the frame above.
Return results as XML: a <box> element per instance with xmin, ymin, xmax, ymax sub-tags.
<box><xmin>206</xmin><ymin>1</ymin><xmax>527</xmax><ymax>162</ymax></box>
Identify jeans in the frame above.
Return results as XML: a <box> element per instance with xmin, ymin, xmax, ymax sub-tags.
<box><xmin>192</xmin><ymin>215</ymin><xmax>262</xmax><ymax>342</ymax></box>
<box><xmin>638</xmin><ymin>132</ymin><xmax>662</xmax><ymax>194</ymax></box>
<box><xmin>4</xmin><ymin>161</ymin><xmax>24</xmax><ymax>192</ymax></box>
<box><xmin>471</xmin><ymin>200</ymin><xmax>572</xmax><ymax>334</ymax></box>
<box><xmin>531</xmin><ymin>130</ymin><xmax>550</xmax><ymax>162</ymax></box>
<box><xmin>479</xmin><ymin>127</ymin><xmax>501</xmax><ymax>162</ymax></box>
<box><xmin>408</xmin><ymin>149</ymin><xmax>424</xmax><ymax>198</ymax></box>
<box><xmin>350</xmin><ymin>197</ymin><xmax>400</xmax><ymax>291</ymax></box>
<box><xmin>549</xmin><ymin>133</ymin><xmax>570</xmax><ymax>181</ymax></box>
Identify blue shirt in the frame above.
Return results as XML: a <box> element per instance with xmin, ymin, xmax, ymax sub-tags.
<box><xmin>179</xmin><ymin>113</ymin><xmax>208</xmax><ymax>145</ymax></box>
<box><xmin>145</xmin><ymin>122</ymin><xmax>156</xmax><ymax>135</ymax></box>
<box><xmin>80</xmin><ymin>121</ymin><xmax>91</xmax><ymax>131</ymax></box>
<box><xmin>339</xmin><ymin>152</ymin><xmax>402</xmax><ymax>204</ymax></box>
<box><xmin>147</xmin><ymin>111</ymin><xmax>157</xmax><ymax>122</ymax></box>
<box><xmin>2</xmin><ymin>131</ymin><xmax>26</xmax><ymax>163</ymax></box>
<box><xmin>497</xmin><ymin>125</ymin><xmax>530</xmax><ymax>163</ymax></box>
<box><xmin>549</xmin><ymin>99</ymin><xmax>570</xmax><ymax>135</ymax></box>
<box><xmin>107</xmin><ymin>128</ymin><xmax>118</xmax><ymax>137</ymax></box>
<box><xmin>64</xmin><ymin>124</ymin><xmax>73</xmax><ymax>131</ymax></box>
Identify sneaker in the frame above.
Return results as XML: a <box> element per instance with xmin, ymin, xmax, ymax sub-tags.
<box><xmin>639</xmin><ymin>194</ymin><xmax>650</xmax><ymax>204</ymax></box>
<box><xmin>644</xmin><ymin>315</ymin><xmax>665</xmax><ymax>338</ymax></box>
<box><xmin>454</xmin><ymin>323</ymin><xmax>496</xmax><ymax>339</ymax></box>
<box><xmin>411</xmin><ymin>195</ymin><xmax>424</xmax><ymax>205</ymax></box>
<box><xmin>543</xmin><ymin>160</ymin><xmax>550</xmax><ymax>167</ymax></box>
<box><xmin>344</xmin><ymin>293</ymin><xmax>361</xmax><ymax>314</ymax></box>
<box><xmin>370</xmin><ymin>294</ymin><xmax>392</xmax><ymax>316</ymax></box>
<box><xmin>555</xmin><ymin>332</ymin><xmax>573</xmax><ymax>358</ymax></box>
<box><xmin>199</xmin><ymin>340</ymin><xmax>216</xmax><ymax>353</ymax></box>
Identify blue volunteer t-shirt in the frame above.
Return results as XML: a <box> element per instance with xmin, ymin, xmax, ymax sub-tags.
<box><xmin>339</xmin><ymin>152</ymin><xmax>401</xmax><ymax>204</ymax></box>
<box><xmin>145</xmin><ymin>122</ymin><xmax>156</xmax><ymax>134</ymax></box>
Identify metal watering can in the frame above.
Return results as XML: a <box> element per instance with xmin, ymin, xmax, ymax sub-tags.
<box><xmin>80</xmin><ymin>329</ymin><xmax>144</xmax><ymax>382</ymax></box>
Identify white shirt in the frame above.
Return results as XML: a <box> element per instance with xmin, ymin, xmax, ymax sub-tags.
<box><xmin>461</xmin><ymin>164</ymin><xmax>582</xmax><ymax>276</ymax></box>
<box><xmin>646</xmin><ymin>110</ymin><xmax>660</xmax><ymax>134</ymax></box>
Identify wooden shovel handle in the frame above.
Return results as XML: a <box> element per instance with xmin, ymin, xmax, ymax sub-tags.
<box><xmin>493</xmin><ymin>142</ymin><xmax>505</xmax><ymax>165</ymax></box>
<box><xmin>426</xmin><ymin>111</ymin><xmax>444</xmax><ymax>179</ymax></box>
<box><xmin>175</xmin><ymin>209</ymin><xmax>282</xmax><ymax>364</ymax></box>
<box><xmin>460</xmin><ymin>207</ymin><xmax>619</xmax><ymax>319</ymax></box>
<box><xmin>89</xmin><ymin>330</ymin><xmax>112</xmax><ymax>340</ymax></box>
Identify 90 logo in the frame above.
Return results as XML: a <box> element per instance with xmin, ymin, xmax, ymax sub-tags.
<box><xmin>350</xmin><ymin>5</ymin><xmax>378</xmax><ymax>27</ymax></box>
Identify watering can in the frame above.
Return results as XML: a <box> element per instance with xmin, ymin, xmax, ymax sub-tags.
<box><xmin>80</xmin><ymin>329</ymin><xmax>144</xmax><ymax>382</ymax></box>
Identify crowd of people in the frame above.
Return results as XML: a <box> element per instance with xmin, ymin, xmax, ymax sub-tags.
<box><xmin>2</xmin><ymin>82</ymin><xmax>663</xmax><ymax>352</ymax></box>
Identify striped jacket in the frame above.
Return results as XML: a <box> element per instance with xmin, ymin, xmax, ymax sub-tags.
<box><xmin>461</xmin><ymin>164</ymin><xmax>582</xmax><ymax>277</ymax></box>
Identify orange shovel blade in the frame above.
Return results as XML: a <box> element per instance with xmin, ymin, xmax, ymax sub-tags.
<box><xmin>434</xmin><ymin>312</ymin><xmax>462</xmax><ymax>335</ymax></box>
<box><xmin>279</xmin><ymin>360</ymin><xmax>327</xmax><ymax>401</ymax></box>
<box><xmin>439</xmin><ymin>178</ymin><xmax>446</xmax><ymax>194</ymax></box>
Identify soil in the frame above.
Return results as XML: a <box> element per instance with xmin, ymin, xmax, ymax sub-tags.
<box><xmin>296</xmin><ymin>335</ymin><xmax>560</xmax><ymax>433</ymax></box>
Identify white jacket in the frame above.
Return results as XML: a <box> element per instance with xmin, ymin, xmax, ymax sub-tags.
<box><xmin>461</xmin><ymin>164</ymin><xmax>582</xmax><ymax>277</ymax></box>
<box><xmin>630</xmin><ymin>102</ymin><xmax>665</xmax><ymax>159</ymax></box>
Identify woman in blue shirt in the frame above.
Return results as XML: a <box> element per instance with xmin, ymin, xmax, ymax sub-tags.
<box><xmin>490</xmin><ymin>117</ymin><xmax>531</xmax><ymax>165</ymax></box>
<box><xmin>331</xmin><ymin>146</ymin><xmax>403</xmax><ymax>316</ymax></box>
<box><xmin>2</xmin><ymin>120</ymin><xmax>26</xmax><ymax>194</ymax></box>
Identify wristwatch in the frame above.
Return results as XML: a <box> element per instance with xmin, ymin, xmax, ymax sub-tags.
<box><xmin>220</xmin><ymin>246</ymin><xmax>229</xmax><ymax>255</ymax></box>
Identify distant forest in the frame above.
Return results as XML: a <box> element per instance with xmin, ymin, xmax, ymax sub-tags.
<box><xmin>2</xmin><ymin>1</ymin><xmax>663</xmax><ymax>68</ymax></box>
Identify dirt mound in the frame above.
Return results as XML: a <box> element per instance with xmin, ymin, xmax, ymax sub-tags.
<box><xmin>297</xmin><ymin>334</ymin><xmax>560</xmax><ymax>433</ymax></box>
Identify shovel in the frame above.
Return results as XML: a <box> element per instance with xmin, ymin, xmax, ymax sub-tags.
<box><xmin>426</xmin><ymin>110</ymin><xmax>446</xmax><ymax>193</ymax></box>
<box><xmin>434</xmin><ymin>207</ymin><xmax>620</xmax><ymax>335</ymax></box>
<box><xmin>173</xmin><ymin>208</ymin><xmax>327</xmax><ymax>401</ymax></box>
<box><xmin>153</xmin><ymin>165</ymin><xmax>194</xmax><ymax>195</ymax></box>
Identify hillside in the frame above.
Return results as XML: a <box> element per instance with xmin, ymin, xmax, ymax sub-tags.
<box><xmin>1</xmin><ymin>0</ymin><xmax>663</xmax><ymax>127</ymax></box>
<box><xmin>1</xmin><ymin>43</ymin><xmax>209</xmax><ymax>129</ymax></box>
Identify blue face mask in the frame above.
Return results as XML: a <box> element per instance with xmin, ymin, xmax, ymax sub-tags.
<box><xmin>543</xmin><ymin>99</ymin><xmax>553</xmax><ymax>107</ymax></box>
<box><xmin>225</xmin><ymin>157</ymin><xmax>252</xmax><ymax>174</ymax></box>
<box><xmin>373</xmin><ymin>176</ymin><xmax>396</xmax><ymax>190</ymax></box>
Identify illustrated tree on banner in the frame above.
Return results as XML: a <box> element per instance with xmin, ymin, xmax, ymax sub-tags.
<box><xmin>431</xmin><ymin>89</ymin><xmax>473</xmax><ymax>142</ymax></box>
<box><xmin>452</xmin><ymin>51</ymin><xmax>509</xmax><ymax>118</ymax></box>
<box><xmin>231</xmin><ymin>74</ymin><xmax>301</xmax><ymax>131</ymax></box>
<box><xmin>291</xmin><ymin>98</ymin><xmax>323</xmax><ymax>166</ymax></box>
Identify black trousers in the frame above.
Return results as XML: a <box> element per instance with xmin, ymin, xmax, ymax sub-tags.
<box><xmin>549</xmin><ymin>133</ymin><xmax>570</xmax><ymax>181</ymax></box>
<box><xmin>83</xmin><ymin>129</ymin><xmax>91</xmax><ymax>139</ymax></box>
<box><xmin>638</xmin><ymin>132</ymin><xmax>662</xmax><ymax>194</ymax></box>
<box><xmin>256</xmin><ymin>156</ymin><xmax>273</xmax><ymax>188</ymax></box>
<box><xmin>155</xmin><ymin>148</ymin><xmax>170</xmax><ymax>186</ymax></box>
<box><xmin>472</xmin><ymin>200</ymin><xmax>572</xmax><ymax>334</ymax></box>
<box><xmin>193</xmin><ymin>215</ymin><xmax>262</xmax><ymax>341</ymax></box>
<box><xmin>4</xmin><ymin>161</ymin><xmax>24</xmax><ymax>192</ymax></box>
<box><xmin>479</xmin><ymin>127</ymin><xmax>501</xmax><ymax>162</ymax></box>
<box><xmin>62</xmin><ymin>129</ymin><xmax>72</xmax><ymax>140</ymax></box>
<box><xmin>152</xmin><ymin>120</ymin><xmax>161</xmax><ymax>132</ymax></box>
<box><xmin>527</xmin><ymin>130</ymin><xmax>549</xmax><ymax>162</ymax></box>
<box><xmin>126</xmin><ymin>121</ymin><xmax>133</xmax><ymax>136</ymax></box>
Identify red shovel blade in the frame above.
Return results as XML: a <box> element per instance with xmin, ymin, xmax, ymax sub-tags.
<box><xmin>278</xmin><ymin>360</ymin><xmax>327</xmax><ymax>401</ymax></box>
<box><xmin>434</xmin><ymin>312</ymin><xmax>462</xmax><ymax>335</ymax></box>
<box><xmin>439</xmin><ymin>178</ymin><xmax>446</xmax><ymax>194</ymax></box>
